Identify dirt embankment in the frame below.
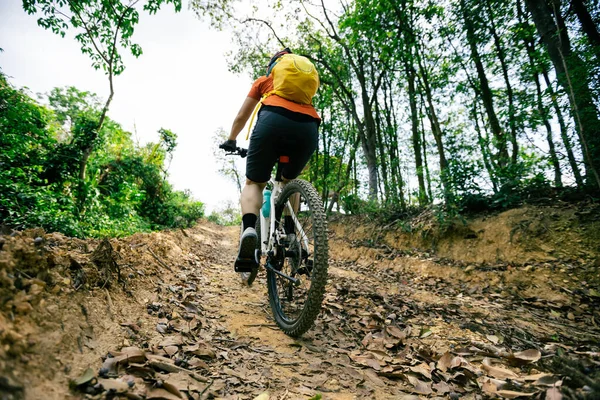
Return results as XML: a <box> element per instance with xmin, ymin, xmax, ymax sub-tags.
<box><xmin>331</xmin><ymin>202</ymin><xmax>600</xmax><ymax>266</ymax></box>
<box><xmin>0</xmin><ymin>202</ymin><xmax>599</xmax><ymax>400</ymax></box>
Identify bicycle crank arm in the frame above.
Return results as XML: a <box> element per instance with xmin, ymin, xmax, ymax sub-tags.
<box><xmin>265</xmin><ymin>262</ymin><xmax>301</xmax><ymax>286</ymax></box>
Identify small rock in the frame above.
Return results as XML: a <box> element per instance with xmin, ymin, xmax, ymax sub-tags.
<box><xmin>34</xmin><ymin>237</ymin><xmax>43</xmax><ymax>246</ymax></box>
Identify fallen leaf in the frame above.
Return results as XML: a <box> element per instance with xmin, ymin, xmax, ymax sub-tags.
<box><xmin>534</xmin><ymin>375</ymin><xmax>562</xmax><ymax>387</ymax></box>
<box><xmin>495</xmin><ymin>390</ymin><xmax>536</xmax><ymax>398</ymax></box>
<box><xmin>481</xmin><ymin>358</ymin><xmax>518</xmax><ymax>379</ymax></box>
<box><xmin>511</xmin><ymin>349</ymin><xmax>541</xmax><ymax>363</ymax></box>
<box><xmin>351</xmin><ymin>354</ymin><xmax>382</xmax><ymax>370</ymax></box>
<box><xmin>187</xmin><ymin>357</ymin><xmax>209</xmax><ymax>370</ymax></box>
<box><xmin>486</xmin><ymin>334</ymin><xmax>500</xmax><ymax>344</ymax></box>
<box><xmin>407</xmin><ymin>375</ymin><xmax>433</xmax><ymax>395</ymax></box>
<box><xmin>364</xmin><ymin>369</ymin><xmax>386</xmax><ymax>387</ymax></box>
<box><xmin>97</xmin><ymin>378</ymin><xmax>129</xmax><ymax>393</ymax></box>
<box><xmin>432</xmin><ymin>381</ymin><xmax>450</xmax><ymax>394</ymax></box>
<box><xmin>386</xmin><ymin>325</ymin><xmax>407</xmax><ymax>340</ymax></box>
<box><xmin>161</xmin><ymin>380</ymin><xmax>185</xmax><ymax>398</ymax></box>
<box><xmin>409</xmin><ymin>363</ymin><xmax>432</xmax><ymax>380</ymax></box>
<box><xmin>437</xmin><ymin>352</ymin><xmax>453</xmax><ymax>372</ymax></box>
<box><xmin>344</xmin><ymin>366</ymin><xmax>364</xmax><ymax>381</ymax></box>
<box><xmin>517</xmin><ymin>373</ymin><xmax>552</xmax><ymax>382</ymax></box>
<box><xmin>70</xmin><ymin>368</ymin><xmax>96</xmax><ymax>387</ymax></box>
<box><xmin>545</xmin><ymin>387</ymin><xmax>563</xmax><ymax>400</ymax></box>
<box><xmin>450</xmin><ymin>356</ymin><xmax>467</xmax><ymax>369</ymax></box>
<box><xmin>481</xmin><ymin>379</ymin><xmax>497</xmax><ymax>394</ymax></box>
<box><xmin>163</xmin><ymin>346</ymin><xmax>179</xmax><ymax>357</ymax></box>
<box><xmin>253</xmin><ymin>392</ymin><xmax>270</xmax><ymax>400</ymax></box>
<box><xmin>112</xmin><ymin>347</ymin><xmax>146</xmax><ymax>365</ymax></box>
<box><xmin>147</xmin><ymin>388</ymin><xmax>183</xmax><ymax>400</ymax></box>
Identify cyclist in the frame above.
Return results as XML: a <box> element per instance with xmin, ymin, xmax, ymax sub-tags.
<box><xmin>220</xmin><ymin>48</ymin><xmax>320</xmax><ymax>274</ymax></box>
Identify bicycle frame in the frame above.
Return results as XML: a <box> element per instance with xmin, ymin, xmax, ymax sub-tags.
<box><xmin>259</xmin><ymin>179</ymin><xmax>310</xmax><ymax>259</ymax></box>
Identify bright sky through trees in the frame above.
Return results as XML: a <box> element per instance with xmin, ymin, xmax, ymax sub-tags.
<box><xmin>0</xmin><ymin>0</ymin><xmax>250</xmax><ymax>212</ymax></box>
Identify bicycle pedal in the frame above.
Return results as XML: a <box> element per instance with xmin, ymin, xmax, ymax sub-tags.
<box><xmin>234</xmin><ymin>258</ymin><xmax>258</xmax><ymax>273</ymax></box>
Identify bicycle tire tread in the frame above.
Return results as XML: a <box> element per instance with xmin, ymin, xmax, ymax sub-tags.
<box><xmin>267</xmin><ymin>179</ymin><xmax>328</xmax><ymax>337</ymax></box>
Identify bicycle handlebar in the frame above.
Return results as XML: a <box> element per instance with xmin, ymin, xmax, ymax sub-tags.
<box><xmin>219</xmin><ymin>145</ymin><xmax>248</xmax><ymax>158</ymax></box>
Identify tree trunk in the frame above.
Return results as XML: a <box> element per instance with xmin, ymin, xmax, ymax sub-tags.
<box><xmin>525</xmin><ymin>0</ymin><xmax>600</xmax><ymax>188</ymax></box>
<box><xmin>416</xmin><ymin>47</ymin><xmax>451</xmax><ymax>204</ymax></box>
<box><xmin>519</xmin><ymin>6</ymin><xmax>563</xmax><ymax>186</ymax></box>
<box><xmin>473</xmin><ymin>101</ymin><xmax>499</xmax><ymax>193</ymax></box>
<box><xmin>461</xmin><ymin>0</ymin><xmax>509</xmax><ymax>168</ymax></box>
<box><xmin>384</xmin><ymin>75</ymin><xmax>406</xmax><ymax>208</ymax></box>
<box><xmin>374</xmin><ymin>100</ymin><xmax>391</xmax><ymax>203</ymax></box>
<box><xmin>485</xmin><ymin>0</ymin><xmax>519</xmax><ymax>164</ymax></box>
<box><xmin>420</xmin><ymin>112</ymin><xmax>433</xmax><ymax>201</ymax></box>
<box><xmin>542</xmin><ymin>66</ymin><xmax>584</xmax><ymax>187</ymax></box>
<box><xmin>571</xmin><ymin>0</ymin><xmax>600</xmax><ymax>54</ymax></box>
<box><xmin>407</xmin><ymin>60</ymin><xmax>428</xmax><ymax>205</ymax></box>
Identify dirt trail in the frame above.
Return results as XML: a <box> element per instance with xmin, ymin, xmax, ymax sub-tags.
<box><xmin>1</xmin><ymin>210</ymin><xmax>599</xmax><ymax>399</ymax></box>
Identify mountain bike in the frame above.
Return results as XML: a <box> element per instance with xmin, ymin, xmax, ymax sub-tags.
<box><xmin>222</xmin><ymin>146</ymin><xmax>328</xmax><ymax>337</ymax></box>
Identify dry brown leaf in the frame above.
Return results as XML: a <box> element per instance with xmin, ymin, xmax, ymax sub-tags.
<box><xmin>164</xmin><ymin>346</ymin><xmax>178</xmax><ymax>357</ymax></box>
<box><xmin>409</xmin><ymin>363</ymin><xmax>432</xmax><ymax>380</ymax></box>
<box><xmin>517</xmin><ymin>373</ymin><xmax>552</xmax><ymax>382</ymax></box>
<box><xmin>495</xmin><ymin>390</ymin><xmax>536</xmax><ymax>398</ymax></box>
<box><xmin>534</xmin><ymin>375</ymin><xmax>562</xmax><ymax>387</ymax></box>
<box><xmin>161</xmin><ymin>380</ymin><xmax>185</xmax><ymax>398</ymax></box>
<box><xmin>97</xmin><ymin>378</ymin><xmax>129</xmax><ymax>393</ymax></box>
<box><xmin>113</xmin><ymin>347</ymin><xmax>146</xmax><ymax>365</ymax></box>
<box><xmin>481</xmin><ymin>379</ymin><xmax>498</xmax><ymax>394</ymax></box>
<box><xmin>351</xmin><ymin>354</ymin><xmax>383</xmax><ymax>370</ymax></box>
<box><xmin>364</xmin><ymin>369</ymin><xmax>386</xmax><ymax>387</ymax></box>
<box><xmin>406</xmin><ymin>375</ymin><xmax>433</xmax><ymax>395</ymax></box>
<box><xmin>386</xmin><ymin>325</ymin><xmax>407</xmax><ymax>340</ymax></box>
<box><xmin>511</xmin><ymin>349</ymin><xmax>541</xmax><ymax>363</ymax></box>
<box><xmin>486</xmin><ymin>334</ymin><xmax>500</xmax><ymax>344</ymax></box>
<box><xmin>432</xmin><ymin>381</ymin><xmax>450</xmax><ymax>394</ymax></box>
<box><xmin>363</xmin><ymin>357</ymin><xmax>382</xmax><ymax>370</ymax></box>
<box><xmin>481</xmin><ymin>358</ymin><xmax>518</xmax><ymax>379</ymax></box>
<box><xmin>437</xmin><ymin>352</ymin><xmax>453</xmax><ymax>372</ymax></box>
<box><xmin>187</xmin><ymin>357</ymin><xmax>209</xmax><ymax>370</ymax></box>
<box><xmin>223</xmin><ymin>367</ymin><xmax>248</xmax><ymax>380</ymax></box>
<box><xmin>146</xmin><ymin>388</ymin><xmax>183</xmax><ymax>400</ymax></box>
<box><xmin>545</xmin><ymin>388</ymin><xmax>563</xmax><ymax>400</ymax></box>
<box><xmin>450</xmin><ymin>356</ymin><xmax>467</xmax><ymax>369</ymax></box>
<box><xmin>344</xmin><ymin>367</ymin><xmax>364</xmax><ymax>381</ymax></box>
<box><xmin>159</xmin><ymin>336</ymin><xmax>183</xmax><ymax>348</ymax></box>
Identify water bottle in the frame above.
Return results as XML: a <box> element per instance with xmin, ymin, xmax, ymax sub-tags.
<box><xmin>261</xmin><ymin>189</ymin><xmax>272</xmax><ymax>218</ymax></box>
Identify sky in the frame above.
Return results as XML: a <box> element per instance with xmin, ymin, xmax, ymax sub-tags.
<box><xmin>0</xmin><ymin>0</ymin><xmax>253</xmax><ymax>213</ymax></box>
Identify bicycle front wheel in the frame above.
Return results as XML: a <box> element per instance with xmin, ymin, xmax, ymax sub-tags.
<box><xmin>267</xmin><ymin>179</ymin><xmax>328</xmax><ymax>337</ymax></box>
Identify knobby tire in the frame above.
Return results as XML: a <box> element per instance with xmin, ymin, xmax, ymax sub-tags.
<box><xmin>267</xmin><ymin>179</ymin><xmax>328</xmax><ymax>337</ymax></box>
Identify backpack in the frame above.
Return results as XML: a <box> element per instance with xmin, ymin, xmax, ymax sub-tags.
<box><xmin>246</xmin><ymin>54</ymin><xmax>319</xmax><ymax>139</ymax></box>
<box><xmin>268</xmin><ymin>53</ymin><xmax>319</xmax><ymax>104</ymax></box>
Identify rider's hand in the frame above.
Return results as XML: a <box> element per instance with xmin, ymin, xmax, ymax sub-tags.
<box><xmin>219</xmin><ymin>139</ymin><xmax>237</xmax><ymax>152</ymax></box>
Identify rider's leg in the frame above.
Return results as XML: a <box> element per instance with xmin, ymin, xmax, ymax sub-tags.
<box><xmin>240</xmin><ymin>179</ymin><xmax>267</xmax><ymax>230</ymax></box>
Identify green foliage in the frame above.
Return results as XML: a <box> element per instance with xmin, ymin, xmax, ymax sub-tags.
<box><xmin>0</xmin><ymin>76</ymin><xmax>203</xmax><ymax>237</ymax></box>
<box><xmin>207</xmin><ymin>201</ymin><xmax>241</xmax><ymax>226</ymax></box>
<box><xmin>22</xmin><ymin>0</ymin><xmax>183</xmax><ymax>76</ymax></box>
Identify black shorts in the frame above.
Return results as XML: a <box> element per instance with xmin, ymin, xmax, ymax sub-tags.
<box><xmin>246</xmin><ymin>106</ymin><xmax>319</xmax><ymax>183</ymax></box>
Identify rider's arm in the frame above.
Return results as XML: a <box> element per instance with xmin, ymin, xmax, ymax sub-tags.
<box><xmin>228</xmin><ymin>96</ymin><xmax>259</xmax><ymax>141</ymax></box>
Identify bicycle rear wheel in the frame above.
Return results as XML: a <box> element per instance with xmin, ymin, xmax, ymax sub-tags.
<box><xmin>267</xmin><ymin>179</ymin><xmax>328</xmax><ymax>337</ymax></box>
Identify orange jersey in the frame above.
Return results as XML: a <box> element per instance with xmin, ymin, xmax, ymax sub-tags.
<box><xmin>248</xmin><ymin>76</ymin><xmax>321</xmax><ymax>121</ymax></box>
